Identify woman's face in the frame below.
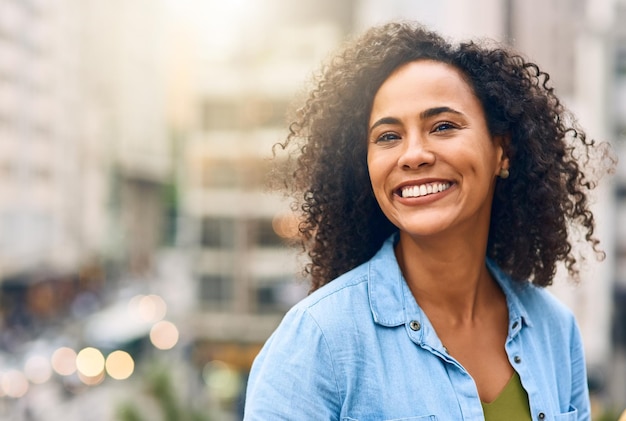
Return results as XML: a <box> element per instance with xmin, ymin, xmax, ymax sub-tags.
<box><xmin>367</xmin><ymin>60</ymin><xmax>508</xmax><ymax>240</ymax></box>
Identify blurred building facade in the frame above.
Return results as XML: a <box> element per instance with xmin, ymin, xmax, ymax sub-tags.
<box><xmin>611</xmin><ymin>0</ymin><xmax>626</xmax><ymax>409</ymax></box>
<box><xmin>0</xmin><ymin>0</ymin><xmax>111</xmax><ymax>341</ymax></box>
<box><xmin>172</xmin><ymin>0</ymin><xmax>355</xmax><ymax>377</ymax></box>
<box><xmin>0</xmin><ymin>0</ymin><xmax>169</xmax><ymax>275</ymax></box>
<box><xmin>0</xmin><ymin>0</ymin><xmax>171</xmax><ymax>370</ymax></box>
<box><xmin>0</xmin><ymin>0</ymin><xmax>89</xmax><ymax>280</ymax></box>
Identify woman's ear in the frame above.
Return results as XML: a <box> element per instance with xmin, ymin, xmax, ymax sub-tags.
<box><xmin>495</xmin><ymin>132</ymin><xmax>511</xmax><ymax>154</ymax></box>
<box><xmin>500</xmin><ymin>153</ymin><xmax>510</xmax><ymax>171</ymax></box>
<box><xmin>493</xmin><ymin>134</ymin><xmax>511</xmax><ymax>178</ymax></box>
<box><xmin>494</xmin><ymin>134</ymin><xmax>511</xmax><ymax>177</ymax></box>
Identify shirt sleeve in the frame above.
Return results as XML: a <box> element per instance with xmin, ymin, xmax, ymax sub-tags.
<box><xmin>244</xmin><ymin>307</ymin><xmax>342</xmax><ymax>420</ymax></box>
<box><xmin>569</xmin><ymin>318</ymin><xmax>591</xmax><ymax>421</ymax></box>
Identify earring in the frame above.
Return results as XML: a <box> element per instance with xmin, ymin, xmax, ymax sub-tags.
<box><xmin>499</xmin><ymin>168</ymin><xmax>510</xmax><ymax>179</ymax></box>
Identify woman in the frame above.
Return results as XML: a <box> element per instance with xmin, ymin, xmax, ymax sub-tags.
<box><xmin>244</xmin><ymin>22</ymin><xmax>612</xmax><ymax>420</ymax></box>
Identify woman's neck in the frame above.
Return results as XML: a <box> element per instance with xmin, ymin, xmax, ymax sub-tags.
<box><xmin>395</xmin><ymin>230</ymin><xmax>499</xmax><ymax>326</ymax></box>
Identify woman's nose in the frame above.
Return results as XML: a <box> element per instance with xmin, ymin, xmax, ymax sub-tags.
<box><xmin>397</xmin><ymin>136</ymin><xmax>436</xmax><ymax>169</ymax></box>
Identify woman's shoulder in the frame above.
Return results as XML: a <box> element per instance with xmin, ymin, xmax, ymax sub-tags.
<box><xmin>509</xmin><ymin>282</ymin><xmax>579</xmax><ymax>338</ymax></box>
<box><xmin>288</xmin><ymin>260</ymin><xmax>371</xmax><ymax>321</ymax></box>
<box><xmin>490</xmin><ymin>260</ymin><xmax>577</xmax><ymax>327</ymax></box>
<box><xmin>256</xmin><ymin>262</ymin><xmax>374</xmax><ymax>366</ymax></box>
<box><xmin>520</xmin><ymin>283</ymin><xmax>576</xmax><ymax>323</ymax></box>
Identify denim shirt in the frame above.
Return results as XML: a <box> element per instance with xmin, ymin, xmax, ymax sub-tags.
<box><xmin>244</xmin><ymin>235</ymin><xmax>590</xmax><ymax>420</ymax></box>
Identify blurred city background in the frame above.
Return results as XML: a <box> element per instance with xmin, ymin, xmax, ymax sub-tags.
<box><xmin>0</xmin><ymin>0</ymin><xmax>624</xmax><ymax>419</ymax></box>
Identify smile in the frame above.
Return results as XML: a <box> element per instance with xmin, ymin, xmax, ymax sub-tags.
<box><xmin>400</xmin><ymin>182</ymin><xmax>451</xmax><ymax>198</ymax></box>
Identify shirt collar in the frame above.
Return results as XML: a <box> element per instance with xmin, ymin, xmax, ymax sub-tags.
<box><xmin>368</xmin><ymin>233</ymin><xmax>406</xmax><ymax>327</ymax></box>
<box><xmin>486</xmin><ymin>257</ymin><xmax>533</xmax><ymax>328</ymax></box>
<box><xmin>368</xmin><ymin>233</ymin><xmax>533</xmax><ymax>329</ymax></box>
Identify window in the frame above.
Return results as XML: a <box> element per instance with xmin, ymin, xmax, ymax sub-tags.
<box><xmin>199</xmin><ymin>274</ymin><xmax>233</xmax><ymax>309</ymax></box>
<box><xmin>242</xmin><ymin>99</ymin><xmax>288</xmax><ymax>128</ymax></box>
<box><xmin>202</xmin><ymin>101</ymin><xmax>240</xmax><ymax>131</ymax></box>
<box><xmin>249</xmin><ymin>218</ymin><xmax>283</xmax><ymax>248</ymax></box>
<box><xmin>201</xmin><ymin>217</ymin><xmax>235</xmax><ymax>248</ymax></box>
<box><xmin>201</xmin><ymin>98</ymin><xmax>289</xmax><ymax>132</ymax></box>
<box><xmin>615</xmin><ymin>46</ymin><xmax>626</xmax><ymax>141</ymax></box>
<box><xmin>201</xmin><ymin>158</ymin><xmax>277</xmax><ymax>190</ymax></box>
<box><xmin>202</xmin><ymin>159</ymin><xmax>240</xmax><ymax>188</ymax></box>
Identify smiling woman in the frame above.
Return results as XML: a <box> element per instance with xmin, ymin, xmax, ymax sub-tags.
<box><xmin>367</xmin><ymin>60</ymin><xmax>506</xmax><ymax>242</ymax></box>
<box><xmin>244</xmin><ymin>22</ymin><xmax>615</xmax><ymax>420</ymax></box>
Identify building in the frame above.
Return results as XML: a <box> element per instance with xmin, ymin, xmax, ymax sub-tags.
<box><xmin>173</xmin><ymin>1</ymin><xmax>351</xmax><ymax>366</ymax></box>
<box><xmin>609</xmin><ymin>0</ymin><xmax>626</xmax><ymax>409</ymax></box>
<box><xmin>0</xmin><ymin>0</ymin><xmax>171</xmax><ymax>368</ymax></box>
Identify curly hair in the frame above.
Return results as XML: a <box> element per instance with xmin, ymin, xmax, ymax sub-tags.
<box><xmin>276</xmin><ymin>21</ymin><xmax>611</xmax><ymax>291</ymax></box>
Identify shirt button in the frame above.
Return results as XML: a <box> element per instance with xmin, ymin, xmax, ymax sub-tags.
<box><xmin>409</xmin><ymin>320</ymin><xmax>421</xmax><ymax>331</ymax></box>
<box><xmin>512</xmin><ymin>321</ymin><xmax>519</xmax><ymax>329</ymax></box>
<box><xmin>538</xmin><ymin>412</ymin><xmax>545</xmax><ymax>420</ymax></box>
<box><xmin>514</xmin><ymin>356</ymin><xmax>522</xmax><ymax>364</ymax></box>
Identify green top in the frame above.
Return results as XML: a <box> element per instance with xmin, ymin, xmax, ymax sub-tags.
<box><xmin>481</xmin><ymin>371</ymin><xmax>532</xmax><ymax>421</ymax></box>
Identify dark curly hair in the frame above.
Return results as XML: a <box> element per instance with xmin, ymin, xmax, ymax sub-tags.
<box><xmin>276</xmin><ymin>21</ymin><xmax>612</xmax><ymax>291</ymax></box>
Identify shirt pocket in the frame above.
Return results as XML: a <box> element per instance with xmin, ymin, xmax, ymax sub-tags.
<box><xmin>554</xmin><ymin>406</ymin><xmax>577</xmax><ymax>420</ymax></box>
<box><xmin>342</xmin><ymin>417</ymin><xmax>437</xmax><ymax>421</ymax></box>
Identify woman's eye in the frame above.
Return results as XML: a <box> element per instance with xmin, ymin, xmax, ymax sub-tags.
<box><xmin>433</xmin><ymin>122</ymin><xmax>456</xmax><ymax>132</ymax></box>
<box><xmin>376</xmin><ymin>132</ymin><xmax>400</xmax><ymax>143</ymax></box>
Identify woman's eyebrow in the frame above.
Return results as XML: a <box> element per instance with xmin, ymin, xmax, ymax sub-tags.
<box><xmin>419</xmin><ymin>106</ymin><xmax>464</xmax><ymax>120</ymax></box>
<box><xmin>368</xmin><ymin>116</ymin><xmax>402</xmax><ymax>133</ymax></box>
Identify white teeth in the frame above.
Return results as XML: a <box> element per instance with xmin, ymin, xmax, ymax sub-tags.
<box><xmin>401</xmin><ymin>182</ymin><xmax>451</xmax><ymax>198</ymax></box>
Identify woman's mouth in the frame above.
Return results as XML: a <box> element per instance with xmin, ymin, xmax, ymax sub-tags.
<box><xmin>399</xmin><ymin>182</ymin><xmax>452</xmax><ymax>198</ymax></box>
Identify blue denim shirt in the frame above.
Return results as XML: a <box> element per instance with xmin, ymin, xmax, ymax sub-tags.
<box><xmin>244</xmin><ymin>235</ymin><xmax>590</xmax><ymax>420</ymax></box>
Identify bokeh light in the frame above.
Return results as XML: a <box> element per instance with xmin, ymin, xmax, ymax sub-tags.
<box><xmin>203</xmin><ymin>360</ymin><xmax>241</xmax><ymax>401</ymax></box>
<box><xmin>150</xmin><ymin>320</ymin><xmax>179</xmax><ymax>350</ymax></box>
<box><xmin>24</xmin><ymin>355</ymin><xmax>52</xmax><ymax>384</ymax></box>
<box><xmin>129</xmin><ymin>294</ymin><xmax>168</xmax><ymax>322</ymax></box>
<box><xmin>51</xmin><ymin>347</ymin><xmax>77</xmax><ymax>376</ymax></box>
<box><xmin>1</xmin><ymin>370</ymin><xmax>29</xmax><ymax>398</ymax></box>
<box><xmin>78</xmin><ymin>370</ymin><xmax>105</xmax><ymax>386</ymax></box>
<box><xmin>105</xmin><ymin>350</ymin><xmax>135</xmax><ymax>380</ymax></box>
<box><xmin>76</xmin><ymin>347</ymin><xmax>105</xmax><ymax>378</ymax></box>
<box><xmin>272</xmin><ymin>212</ymin><xmax>300</xmax><ymax>239</ymax></box>
<box><xmin>139</xmin><ymin>294</ymin><xmax>168</xmax><ymax>322</ymax></box>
